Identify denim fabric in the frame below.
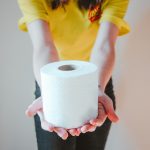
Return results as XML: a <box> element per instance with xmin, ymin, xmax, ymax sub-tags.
<box><xmin>33</xmin><ymin>77</ymin><xmax>116</xmax><ymax>150</ymax></box>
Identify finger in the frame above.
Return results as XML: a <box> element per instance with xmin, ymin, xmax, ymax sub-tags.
<box><xmin>90</xmin><ymin>115</ymin><xmax>107</xmax><ymax>127</ymax></box>
<box><xmin>37</xmin><ymin>111</ymin><xmax>54</xmax><ymax>132</ymax></box>
<box><xmin>80</xmin><ymin>123</ymin><xmax>95</xmax><ymax>133</ymax></box>
<box><xmin>76</xmin><ymin>128</ymin><xmax>81</xmax><ymax>136</ymax></box>
<box><xmin>53</xmin><ymin>127</ymin><xmax>68</xmax><ymax>140</ymax></box>
<box><xmin>96</xmin><ymin>103</ymin><xmax>107</xmax><ymax>126</ymax></box>
<box><xmin>99</xmin><ymin>96</ymin><xmax>119</xmax><ymax>122</ymax></box>
<box><xmin>41</xmin><ymin>121</ymin><xmax>54</xmax><ymax>132</ymax></box>
<box><xmin>68</xmin><ymin>128</ymin><xmax>81</xmax><ymax>136</ymax></box>
<box><xmin>25</xmin><ymin>97</ymin><xmax>43</xmax><ymax>117</ymax></box>
<box><xmin>38</xmin><ymin>111</ymin><xmax>67</xmax><ymax>137</ymax></box>
<box><xmin>90</xmin><ymin>102</ymin><xmax>106</xmax><ymax>126</ymax></box>
<box><xmin>68</xmin><ymin>129</ymin><xmax>78</xmax><ymax>136</ymax></box>
<box><xmin>88</xmin><ymin>125</ymin><xmax>97</xmax><ymax>132</ymax></box>
<box><xmin>90</xmin><ymin>113</ymin><xmax>107</xmax><ymax>127</ymax></box>
<box><xmin>72</xmin><ymin>128</ymin><xmax>81</xmax><ymax>136</ymax></box>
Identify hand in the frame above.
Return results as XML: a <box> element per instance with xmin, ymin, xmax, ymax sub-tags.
<box><xmin>25</xmin><ymin>96</ymin><xmax>69</xmax><ymax>140</ymax></box>
<box><xmin>68</xmin><ymin>92</ymin><xmax>119</xmax><ymax>135</ymax></box>
<box><xmin>90</xmin><ymin>92</ymin><xmax>119</xmax><ymax>126</ymax></box>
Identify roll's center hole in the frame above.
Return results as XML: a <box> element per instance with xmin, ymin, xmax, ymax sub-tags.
<box><xmin>58</xmin><ymin>65</ymin><xmax>76</xmax><ymax>71</ymax></box>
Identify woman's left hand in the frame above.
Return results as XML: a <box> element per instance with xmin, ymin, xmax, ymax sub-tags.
<box><xmin>68</xmin><ymin>92</ymin><xmax>119</xmax><ymax>136</ymax></box>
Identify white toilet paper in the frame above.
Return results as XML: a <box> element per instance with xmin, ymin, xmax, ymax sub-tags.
<box><xmin>40</xmin><ymin>60</ymin><xmax>99</xmax><ymax>129</ymax></box>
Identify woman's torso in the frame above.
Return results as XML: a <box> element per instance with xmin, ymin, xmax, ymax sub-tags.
<box><xmin>42</xmin><ymin>0</ymin><xmax>107</xmax><ymax>61</ymax></box>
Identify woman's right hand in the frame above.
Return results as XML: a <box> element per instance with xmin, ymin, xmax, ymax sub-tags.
<box><xmin>25</xmin><ymin>96</ymin><xmax>69</xmax><ymax>140</ymax></box>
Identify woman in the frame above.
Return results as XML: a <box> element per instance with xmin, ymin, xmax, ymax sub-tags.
<box><xmin>17</xmin><ymin>0</ymin><xmax>130</xmax><ymax>149</ymax></box>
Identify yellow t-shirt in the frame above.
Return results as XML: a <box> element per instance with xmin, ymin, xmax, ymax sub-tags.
<box><xmin>17</xmin><ymin>0</ymin><xmax>130</xmax><ymax>61</ymax></box>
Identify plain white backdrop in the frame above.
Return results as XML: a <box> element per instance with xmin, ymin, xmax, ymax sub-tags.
<box><xmin>0</xmin><ymin>0</ymin><xmax>150</xmax><ymax>149</ymax></box>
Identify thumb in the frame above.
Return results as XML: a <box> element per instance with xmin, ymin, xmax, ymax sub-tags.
<box><xmin>99</xmin><ymin>95</ymin><xmax>119</xmax><ymax>122</ymax></box>
<box><xmin>25</xmin><ymin>97</ymin><xmax>43</xmax><ymax>117</ymax></box>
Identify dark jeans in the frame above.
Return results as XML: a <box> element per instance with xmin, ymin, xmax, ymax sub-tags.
<box><xmin>34</xmin><ymin>77</ymin><xmax>116</xmax><ymax>150</ymax></box>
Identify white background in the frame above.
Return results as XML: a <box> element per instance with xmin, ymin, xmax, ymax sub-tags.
<box><xmin>0</xmin><ymin>0</ymin><xmax>150</xmax><ymax>149</ymax></box>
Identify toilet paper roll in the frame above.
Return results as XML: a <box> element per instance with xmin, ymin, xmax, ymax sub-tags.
<box><xmin>40</xmin><ymin>60</ymin><xmax>99</xmax><ymax>129</ymax></box>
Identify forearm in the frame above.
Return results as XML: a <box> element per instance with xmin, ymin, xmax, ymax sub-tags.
<box><xmin>90</xmin><ymin>45</ymin><xmax>115</xmax><ymax>93</ymax></box>
<box><xmin>90</xmin><ymin>22</ymin><xmax>118</xmax><ymax>93</ymax></box>
<box><xmin>26</xmin><ymin>20</ymin><xmax>59</xmax><ymax>88</ymax></box>
<box><xmin>33</xmin><ymin>46</ymin><xmax>59</xmax><ymax>88</ymax></box>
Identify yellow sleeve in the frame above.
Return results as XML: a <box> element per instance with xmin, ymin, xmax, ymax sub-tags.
<box><xmin>17</xmin><ymin>0</ymin><xmax>49</xmax><ymax>32</ymax></box>
<box><xmin>100</xmin><ymin>0</ymin><xmax>130</xmax><ymax>36</ymax></box>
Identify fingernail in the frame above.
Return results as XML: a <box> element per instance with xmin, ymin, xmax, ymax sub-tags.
<box><xmin>81</xmin><ymin>129</ymin><xmax>87</xmax><ymax>133</ymax></box>
<box><xmin>62</xmin><ymin>133</ymin><xmax>68</xmax><ymax>140</ymax></box>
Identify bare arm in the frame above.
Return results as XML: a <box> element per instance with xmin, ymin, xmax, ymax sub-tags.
<box><xmin>27</xmin><ymin>20</ymin><xmax>59</xmax><ymax>87</ymax></box>
<box><xmin>26</xmin><ymin>20</ymin><xmax>70</xmax><ymax>139</ymax></box>
<box><xmin>80</xmin><ymin>22</ymin><xmax>120</xmax><ymax>130</ymax></box>
<box><xmin>90</xmin><ymin>22</ymin><xmax>119</xmax><ymax>92</ymax></box>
